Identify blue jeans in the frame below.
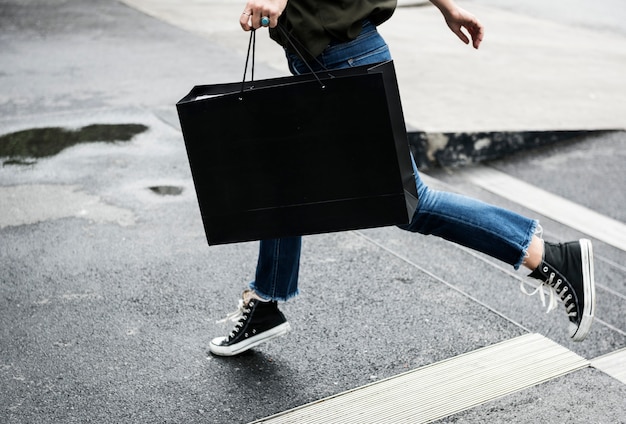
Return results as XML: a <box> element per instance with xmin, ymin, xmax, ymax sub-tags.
<box><xmin>250</xmin><ymin>21</ymin><xmax>538</xmax><ymax>301</ymax></box>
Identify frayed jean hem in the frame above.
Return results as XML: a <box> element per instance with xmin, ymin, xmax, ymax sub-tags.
<box><xmin>248</xmin><ymin>282</ymin><xmax>300</xmax><ymax>302</ymax></box>
<box><xmin>513</xmin><ymin>219</ymin><xmax>539</xmax><ymax>270</ymax></box>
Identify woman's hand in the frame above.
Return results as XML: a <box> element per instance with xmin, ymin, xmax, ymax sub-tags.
<box><xmin>240</xmin><ymin>0</ymin><xmax>288</xmax><ymax>31</ymax></box>
<box><xmin>430</xmin><ymin>0</ymin><xmax>484</xmax><ymax>49</ymax></box>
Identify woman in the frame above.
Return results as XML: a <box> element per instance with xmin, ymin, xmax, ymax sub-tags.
<box><xmin>209</xmin><ymin>0</ymin><xmax>595</xmax><ymax>356</ymax></box>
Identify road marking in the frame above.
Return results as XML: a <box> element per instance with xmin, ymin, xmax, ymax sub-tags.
<box><xmin>463</xmin><ymin>166</ymin><xmax>626</xmax><ymax>251</ymax></box>
<box><xmin>252</xmin><ymin>333</ymin><xmax>588</xmax><ymax>424</ymax></box>
<box><xmin>592</xmin><ymin>348</ymin><xmax>626</xmax><ymax>384</ymax></box>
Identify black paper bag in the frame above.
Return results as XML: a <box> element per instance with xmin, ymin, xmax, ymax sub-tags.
<box><xmin>177</xmin><ymin>60</ymin><xmax>418</xmax><ymax>245</ymax></box>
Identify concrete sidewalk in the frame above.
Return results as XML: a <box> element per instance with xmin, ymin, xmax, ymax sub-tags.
<box><xmin>121</xmin><ymin>0</ymin><xmax>626</xmax><ymax>133</ymax></box>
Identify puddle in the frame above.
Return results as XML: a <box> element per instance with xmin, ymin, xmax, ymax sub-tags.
<box><xmin>3</xmin><ymin>158</ymin><xmax>37</xmax><ymax>166</ymax></box>
<box><xmin>148</xmin><ymin>186</ymin><xmax>184</xmax><ymax>196</ymax></box>
<box><xmin>0</xmin><ymin>123</ymin><xmax>148</xmax><ymax>163</ymax></box>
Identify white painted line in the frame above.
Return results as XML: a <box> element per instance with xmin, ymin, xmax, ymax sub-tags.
<box><xmin>463</xmin><ymin>166</ymin><xmax>626</xmax><ymax>252</ymax></box>
<box><xmin>251</xmin><ymin>333</ymin><xmax>588</xmax><ymax>424</ymax></box>
<box><xmin>592</xmin><ymin>348</ymin><xmax>626</xmax><ymax>384</ymax></box>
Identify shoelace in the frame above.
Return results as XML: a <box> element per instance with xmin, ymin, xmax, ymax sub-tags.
<box><xmin>520</xmin><ymin>278</ymin><xmax>558</xmax><ymax>314</ymax></box>
<box><xmin>521</xmin><ymin>272</ymin><xmax>577</xmax><ymax>318</ymax></box>
<box><xmin>216</xmin><ymin>299</ymin><xmax>252</xmax><ymax>340</ymax></box>
<box><xmin>216</xmin><ymin>298</ymin><xmax>248</xmax><ymax>324</ymax></box>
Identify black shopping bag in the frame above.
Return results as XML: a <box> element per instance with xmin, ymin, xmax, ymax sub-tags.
<box><xmin>177</xmin><ymin>60</ymin><xmax>418</xmax><ymax>245</ymax></box>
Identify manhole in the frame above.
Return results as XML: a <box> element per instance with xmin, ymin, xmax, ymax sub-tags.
<box><xmin>148</xmin><ymin>186</ymin><xmax>184</xmax><ymax>196</ymax></box>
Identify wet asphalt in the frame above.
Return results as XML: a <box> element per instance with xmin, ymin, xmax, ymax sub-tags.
<box><xmin>1</xmin><ymin>0</ymin><xmax>625</xmax><ymax>423</ymax></box>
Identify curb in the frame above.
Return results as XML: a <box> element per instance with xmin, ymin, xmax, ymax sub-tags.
<box><xmin>407</xmin><ymin>129</ymin><xmax>617</xmax><ymax>169</ymax></box>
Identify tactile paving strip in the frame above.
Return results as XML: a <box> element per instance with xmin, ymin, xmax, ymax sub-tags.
<box><xmin>252</xmin><ymin>333</ymin><xmax>589</xmax><ymax>424</ymax></box>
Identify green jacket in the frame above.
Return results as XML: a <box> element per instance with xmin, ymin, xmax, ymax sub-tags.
<box><xmin>269</xmin><ymin>0</ymin><xmax>397</xmax><ymax>59</ymax></box>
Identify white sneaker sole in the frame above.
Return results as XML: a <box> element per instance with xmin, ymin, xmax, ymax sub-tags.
<box><xmin>571</xmin><ymin>238</ymin><xmax>595</xmax><ymax>342</ymax></box>
<box><xmin>209</xmin><ymin>322</ymin><xmax>291</xmax><ymax>356</ymax></box>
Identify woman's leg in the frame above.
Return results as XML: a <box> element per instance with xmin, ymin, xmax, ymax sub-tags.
<box><xmin>400</xmin><ymin>166</ymin><xmax>538</xmax><ymax>270</ymax></box>
<box><xmin>250</xmin><ymin>237</ymin><xmax>302</xmax><ymax>301</ymax></box>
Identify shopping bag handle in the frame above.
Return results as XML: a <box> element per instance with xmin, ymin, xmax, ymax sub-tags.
<box><xmin>274</xmin><ymin>24</ymin><xmax>329</xmax><ymax>76</ymax></box>
<box><xmin>240</xmin><ymin>29</ymin><xmax>257</xmax><ymax>97</ymax></box>
<box><xmin>240</xmin><ymin>25</ymin><xmax>327</xmax><ymax>98</ymax></box>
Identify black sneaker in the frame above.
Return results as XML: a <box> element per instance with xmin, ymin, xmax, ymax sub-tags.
<box><xmin>209</xmin><ymin>290</ymin><xmax>291</xmax><ymax>356</ymax></box>
<box><xmin>528</xmin><ymin>239</ymin><xmax>595</xmax><ymax>342</ymax></box>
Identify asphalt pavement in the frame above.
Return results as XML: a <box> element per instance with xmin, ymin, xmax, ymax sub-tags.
<box><xmin>1</xmin><ymin>0</ymin><xmax>625</xmax><ymax>423</ymax></box>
